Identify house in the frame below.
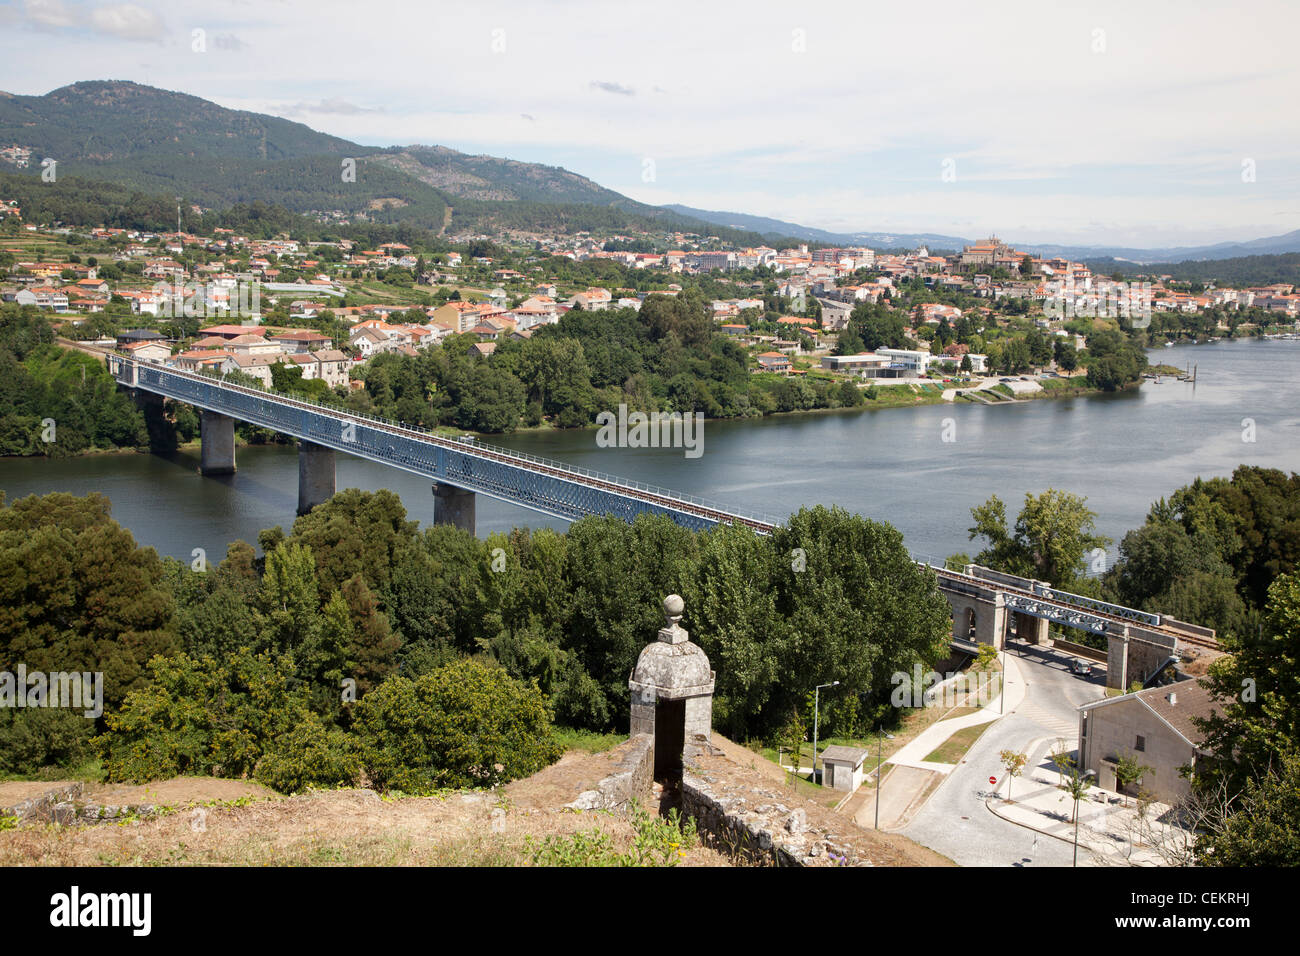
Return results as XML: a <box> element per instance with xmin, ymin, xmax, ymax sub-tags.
<box><xmin>816</xmin><ymin>298</ymin><xmax>854</xmax><ymax>331</ymax></box>
<box><xmin>470</xmin><ymin>341</ymin><xmax>497</xmax><ymax>358</ymax></box>
<box><xmin>349</xmin><ymin>327</ymin><xmax>390</xmax><ymax>358</ymax></box>
<box><xmin>431</xmin><ymin>300</ymin><xmax>495</xmax><ymax>333</ymax></box>
<box><xmin>121</xmin><ymin>340</ymin><xmax>171</xmax><ymax>363</ymax></box>
<box><xmin>1077</xmin><ymin>678</ymin><xmax>1223</xmax><ymax>806</ymax></box>
<box><xmin>269</xmin><ymin>329</ymin><xmax>333</xmax><ymax>353</ymax></box>
<box><xmin>313</xmin><ymin>349</ymin><xmax>351</xmax><ymax>387</ymax></box>
<box><xmin>225</xmin><ymin>333</ymin><xmax>282</xmax><ymax>357</ymax></box>
<box><xmin>199</xmin><ymin>324</ymin><xmax>266</xmax><ymax>340</ymax></box>
<box><xmin>755</xmin><ymin>351</ymin><xmax>793</xmax><ymax>374</ymax></box>
<box><xmin>173</xmin><ymin>348</ymin><xmax>233</xmax><ymax>372</ymax></box>
<box><xmin>221</xmin><ymin>353</ymin><xmax>276</xmax><ymax>387</ymax></box>
<box><xmin>570</xmin><ymin>287</ymin><xmax>612</xmax><ymax>311</ymax></box>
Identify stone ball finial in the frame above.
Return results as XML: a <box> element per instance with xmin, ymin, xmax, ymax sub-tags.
<box><xmin>663</xmin><ymin>594</ymin><xmax>684</xmax><ymax>626</ymax></box>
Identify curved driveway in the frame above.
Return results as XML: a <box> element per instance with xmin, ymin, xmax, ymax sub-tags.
<box><xmin>900</xmin><ymin>641</ymin><xmax>1109</xmax><ymax>867</ymax></box>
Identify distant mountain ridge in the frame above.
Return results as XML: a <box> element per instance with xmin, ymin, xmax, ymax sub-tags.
<box><xmin>662</xmin><ymin>203</ymin><xmax>1300</xmax><ymax>263</ymax></box>
<box><xmin>2</xmin><ymin>81</ymin><xmax>1296</xmax><ymax>262</ymax></box>
<box><xmin>0</xmin><ymin>81</ymin><xmax>776</xmax><ymax>241</ymax></box>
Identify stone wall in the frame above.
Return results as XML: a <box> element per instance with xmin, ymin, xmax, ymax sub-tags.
<box><xmin>680</xmin><ymin>767</ymin><xmax>863</xmax><ymax>866</ymax></box>
<box><xmin>564</xmin><ymin>734</ymin><xmax>655</xmax><ymax>812</ymax></box>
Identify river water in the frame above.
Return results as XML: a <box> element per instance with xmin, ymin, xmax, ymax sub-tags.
<box><xmin>2</xmin><ymin>339</ymin><xmax>1297</xmax><ymax>568</ymax></box>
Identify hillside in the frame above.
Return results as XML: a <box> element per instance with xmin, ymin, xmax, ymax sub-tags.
<box><xmin>0</xmin><ymin>81</ymin><xmax>786</xmax><ymax>241</ymax></box>
<box><xmin>374</xmin><ymin>145</ymin><xmax>626</xmax><ymax>204</ymax></box>
<box><xmin>0</xmin><ymin>81</ymin><xmax>360</xmax><ymax>162</ymax></box>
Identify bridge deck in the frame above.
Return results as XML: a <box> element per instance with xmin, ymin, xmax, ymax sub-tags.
<box><xmin>109</xmin><ymin>355</ymin><xmax>778</xmax><ymax>533</ymax></box>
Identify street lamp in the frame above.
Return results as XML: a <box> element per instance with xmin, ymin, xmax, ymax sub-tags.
<box><xmin>812</xmin><ymin>681</ymin><xmax>840</xmax><ymax>785</ymax></box>
<box><xmin>1073</xmin><ymin>769</ymin><xmax>1097</xmax><ymax>867</ymax></box>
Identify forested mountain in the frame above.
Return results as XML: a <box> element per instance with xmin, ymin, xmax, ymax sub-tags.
<box><xmin>0</xmin><ymin>81</ymin><xmax>360</xmax><ymax>161</ymax></box>
<box><xmin>0</xmin><ymin>81</ymin><xmax>786</xmax><ymax>241</ymax></box>
<box><xmin>1087</xmin><ymin>252</ymin><xmax>1300</xmax><ymax>287</ymax></box>
<box><xmin>373</xmin><ymin>145</ymin><xmax>626</xmax><ymax>204</ymax></box>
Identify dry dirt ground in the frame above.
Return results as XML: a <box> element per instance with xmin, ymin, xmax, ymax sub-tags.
<box><xmin>0</xmin><ymin>750</ymin><xmax>728</xmax><ymax>867</ymax></box>
<box><xmin>0</xmin><ymin>736</ymin><xmax>945</xmax><ymax>866</ymax></box>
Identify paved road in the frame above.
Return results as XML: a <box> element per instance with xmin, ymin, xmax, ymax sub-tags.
<box><xmin>900</xmin><ymin>641</ymin><xmax>1110</xmax><ymax>866</ymax></box>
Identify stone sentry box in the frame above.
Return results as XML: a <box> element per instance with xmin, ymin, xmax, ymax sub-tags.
<box><xmin>629</xmin><ymin>595</ymin><xmax>715</xmax><ymax>784</ymax></box>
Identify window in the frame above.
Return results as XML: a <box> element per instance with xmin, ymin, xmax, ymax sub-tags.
<box><xmin>1135</xmin><ymin>735</ymin><xmax>1145</xmax><ymax>752</ymax></box>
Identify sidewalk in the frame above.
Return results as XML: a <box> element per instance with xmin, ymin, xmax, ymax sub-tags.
<box><xmin>887</xmin><ymin>654</ymin><xmax>1028</xmax><ymax>772</ymax></box>
<box><xmin>984</xmin><ymin>736</ymin><xmax>1190</xmax><ymax>866</ymax></box>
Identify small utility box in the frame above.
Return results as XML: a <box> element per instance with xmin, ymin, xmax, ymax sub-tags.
<box><xmin>820</xmin><ymin>745</ymin><xmax>871</xmax><ymax>793</ymax></box>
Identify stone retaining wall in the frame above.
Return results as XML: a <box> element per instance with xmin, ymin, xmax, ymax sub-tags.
<box><xmin>565</xmin><ymin>734</ymin><xmax>655</xmax><ymax>811</ymax></box>
<box><xmin>680</xmin><ymin>767</ymin><xmax>863</xmax><ymax>867</ymax></box>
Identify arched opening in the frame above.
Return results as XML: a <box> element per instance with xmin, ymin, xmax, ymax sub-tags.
<box><xmin>966</xmin><ymin>608</ymin><xmax>978</xmax><ymax>641</ymax></box>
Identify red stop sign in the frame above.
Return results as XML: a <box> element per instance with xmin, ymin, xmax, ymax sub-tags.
<box><xmin>989</xmin><ymin>776</ymin><xmax>997</xmax><ymax>785</ymax></box>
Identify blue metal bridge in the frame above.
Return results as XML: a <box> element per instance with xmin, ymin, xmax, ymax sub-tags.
<box><xmin>108</xmin><ymin>355</ymin><xmax>778</xmax><ymax>533</ymax></box>
<box><xmin>105</xmin><ymin>353</ymin><xmax>1216</xmax><ymax>658</ymax></box>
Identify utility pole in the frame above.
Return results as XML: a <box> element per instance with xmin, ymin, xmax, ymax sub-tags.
<box><xmin>812</xmin><ymin>680</ymin><xmax>839</xmax><ymax>784</ymax></box>
<box><xmin>875</xmin><ymin>728</ymin><xmax>882</xmax><ymax>830</ymax></box>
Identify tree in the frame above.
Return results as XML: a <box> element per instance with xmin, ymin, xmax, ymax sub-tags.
<box><xmin>0</xmin><ymin>492</ymin><xmax>179</xmax><ymax>709</ymax></box>
<box><xmin>1113</xmin><ymin>752</ymin><xmax>1153</xmax><ymax>806</ymax></box>
<box><xmin>967</xmin><ymin>490</ymin><xmax>1111</xmax><ymax>589</ymax></box>
<box><xmin>260</xmin><ymin>541</ymin><xmax>320</xmax><ymax>655</ymax></box>
<box><xmin>97</xmin><ymin>649</ymin><xmax>305</xmax><ymax>782</ymax></box>
<box><xmin>1000</xmin><ymin>749</ymin><xmax>1027</xmax><ymax>800</ymax></box>
<box><xmin>1196</xmin><ymin>752</ymin><xmax>1300</xmax><ymax>866</ymax></box>
<box><xmin>1196</xmin><ymin>572</ymin><xmax>1300</xmax><ymax>794</ymax></box>
<box><xmin>1050</xmin><ymin>741</ymin><xmax>1074</xmax><ymax>787</ymax></box>
<box><xmin>351</xmin><ymin>658</ymin><xmax>563</xmax><ymax>793</ymax></box>
<box><xmin>1059</xmin><ymin>762</ymin><xmax>1093</xmax><ymax>823</ymax></box>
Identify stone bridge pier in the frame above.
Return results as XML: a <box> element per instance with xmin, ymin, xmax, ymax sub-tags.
<box><xmin>297</xmin><ymin>441</ymin><xmax>336</xmax><ymax>515</ymax></box>
<box><xmin>939</xmin><ymin>580</ymin><xmax>1009</xmax><ymax>649</ymax></box>
<box><xmin>199</xmin><ymin>410</ymin><xmax>236</xmax><ymax>476</ymax></box>
<box><xmin>432</xmin><ymin>482</ymin><xmax>476</xmax><ymax>533</ymax></box>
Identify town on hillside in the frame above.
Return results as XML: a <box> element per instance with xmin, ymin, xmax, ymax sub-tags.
<box><xmin>3</xmin><ymin>200</ymin><xmax>1296</xmax><ymax>419</ymax></box>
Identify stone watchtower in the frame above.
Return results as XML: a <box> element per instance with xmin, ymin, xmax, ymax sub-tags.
<box><xmin>629</xmin><ymin>595</ymin><xmax>715</xmax><ymax>783</ymax></box>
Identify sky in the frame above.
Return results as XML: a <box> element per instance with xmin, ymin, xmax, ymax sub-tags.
<box><xmin>2</xmin><ymin>0</ymin><xmax>1298</xmax><ymax>248</ymax></box>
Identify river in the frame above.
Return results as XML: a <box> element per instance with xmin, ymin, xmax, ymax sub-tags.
<box><xmin>2</xmin><ymin>339</ymin><xmax>1297</xmax><ymax>569</ymax></box>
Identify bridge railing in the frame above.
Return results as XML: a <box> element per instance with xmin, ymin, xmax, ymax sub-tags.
<box><xmin>113</xmin><ymin>354</ymin><xmax>782</xmax><ymax>529</ymax></box>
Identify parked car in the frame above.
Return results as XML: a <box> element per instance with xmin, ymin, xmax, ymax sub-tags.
<box><xmin>1069</xmin><ymin>659</ymin><xmax>1093</xmax><ymax>677</ymax></box>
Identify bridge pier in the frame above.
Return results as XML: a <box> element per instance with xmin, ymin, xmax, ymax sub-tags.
<box><xmin>297</xmin><ymin>441</ymin><xmax>336</xmax><ymax>515</ymax></box>
<box><xmin>941</xmin><ymin>587</ymin><xmax>1008</xmax><ymax>649</ymax></box>
<box><xmin>199</xmin><ymin>410</ymin><xmax>236</xmax><ymax>476</ymax></box>
<box><xmin>433</xmin><ymin>483</ymin><xmax>476</xmax><ymax>534</ymax></box>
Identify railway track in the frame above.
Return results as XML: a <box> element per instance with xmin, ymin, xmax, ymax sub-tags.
<box><xmin>928</xmin><ymin>565</ymin><xmax>1222</xmax><ymax>652</ymax></box>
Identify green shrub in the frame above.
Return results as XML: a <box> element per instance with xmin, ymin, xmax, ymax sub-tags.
<box><xmin>352</xmin><ymin>657</ymin><xmax>563</xmax><ymax>793</ymax></box>
<box><xmin>254</xmin><ymin>712</ymin><xmax>361</xmax><ymax>794</ymax></box>
<box><xmin>0</xmin><ymin>708</ymin><xmax>95</xmax><ymax>776</ymax></box>
<box><xmin>96</xmin><ymin>649</ymin><xmax>306</xmax><ymax>783</ymax></box>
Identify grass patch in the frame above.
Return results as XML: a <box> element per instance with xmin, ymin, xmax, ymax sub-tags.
<box><xmin>924</xmin><ymin>721</ymin><xmax>992</xmax><ymax>764</ymax></box>
<box><xmin>552</xmin><ymin>727</ymin><xmax>627</xmax><ymax>754</ymax></box>
<box><xmin>0</xmin><ymin>757</ymin><xmax>104</xmax><ymax>784</ymax></box>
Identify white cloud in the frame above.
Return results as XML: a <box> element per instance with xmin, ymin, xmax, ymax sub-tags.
<box><xmin>3</xmin><ymin>0</ymin><xmax>1298</xmax><ymax>245</ymax></box>
<box><xmin>90</xmin><ymin>4</ymin><xmax>166</xmax><ymax>42</ymax></box>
